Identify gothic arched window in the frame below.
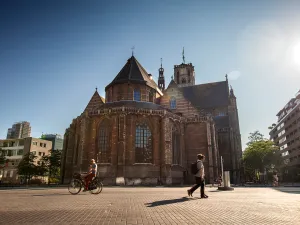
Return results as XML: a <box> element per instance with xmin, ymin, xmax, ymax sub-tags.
<box><xmin>182</xmin><ymin>78</ymin><xmax>186</xmax><ymax>84</ymax></box>
<box><xmin>149</xmin><ymin>91</ymin><xmax>154</xmax><ymax>103</ymax></box>
<box><xmin>134</xmin><ymin>89</ymin><xmax>141</xmax><ymax>101</ymax></box>
<box><xmin>135</xmin><ymin>123</ymin><xmax>152</xmax><ymax>163</ymax></box>
<box><xmin>97</xmin><ymin>119</ymin><xmax>111</xmax><ymax>163</ymax></box>
<box><xmin>172</xmin><ymin>126</ymin><xmax>181</xmax><ymax>165</ymax></box>
<box><xmin>170</xmin><ymin>97</ymin><xmax>176</xmax><ymax>109</ymax></box>
<box><xmin>177</xmin><ymin>71</ymin><xmax>180</xmax><ymax>84</ymax></box>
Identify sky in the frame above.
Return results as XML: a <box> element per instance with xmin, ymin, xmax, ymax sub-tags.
<box><xmin>1</xmin><ymin>0</ymin><xmax>300</xmax><ymax>149</ymax></box>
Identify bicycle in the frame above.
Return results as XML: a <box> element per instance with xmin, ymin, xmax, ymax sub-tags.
<box><xmin>68</xmin><ymin>172</ymin><xmax>103</xmax><ymax>195</ymax></box>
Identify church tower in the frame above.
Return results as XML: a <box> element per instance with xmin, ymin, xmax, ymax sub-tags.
<box><xmin>174</xmin><ymin>48</ymin><xmax>195</xmax><ymax>87</ymax></box>
<box><xmin>158</xmin><ymin>58</ymin><xmax>165</xmax><ymax>91</ymax></box>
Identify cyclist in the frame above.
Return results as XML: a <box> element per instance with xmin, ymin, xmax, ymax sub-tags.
<box><xmin>84</xmin><ymin>159</ymin><xmax>97</xmax><ymax>191</ymax></box>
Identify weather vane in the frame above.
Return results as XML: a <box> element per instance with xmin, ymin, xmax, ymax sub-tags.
<box><xmin>160</xmin><ymin>58</ymin><xmax>163</xmax><ymax>68</ymax></box>
<box><xmin>131</xmin><ymin>46</ymin><xmax>135</xmax><ymax>56</ymax></box>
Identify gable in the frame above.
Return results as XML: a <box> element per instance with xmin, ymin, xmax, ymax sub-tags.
<box><xmin>84</xmin><ymin>91</ymin><xmax>105</xmax><ymax>113</ymax></box>
<box><xmin>161</xmin><ymin>81</ymin><xmax>198</xmax><ymax>117</ymax></box>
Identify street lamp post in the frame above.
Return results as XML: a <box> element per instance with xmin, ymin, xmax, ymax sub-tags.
<box><xmin>221</xmin><ymin>156</ymin><xmax>224</xmax><ymax>186</ymax></box>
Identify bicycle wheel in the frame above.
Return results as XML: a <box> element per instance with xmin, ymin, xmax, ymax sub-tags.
<box><xmin>90</xmin><ymin>180</ymin><xmax>103</xmax><ymax>195</ymax></box>
<box><xmin>68</xmin><ymin>179</ymin><xmax>82</xmax><ymax>195</ymax></box>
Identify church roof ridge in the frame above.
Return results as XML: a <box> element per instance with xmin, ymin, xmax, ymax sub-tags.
<box><xmin>105</xmin><ymin>56</ymin><xmax>159</xmax><ymax>91</ymax></box>
<box><xmin>178</xmin><ymin>80</ymin><xmax>229</xmax><ymax>109</ymax></box>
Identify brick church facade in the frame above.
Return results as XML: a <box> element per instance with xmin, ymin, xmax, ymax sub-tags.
<box><xmin>61</xmin><ymin>55</ymin><xmax>242</xmax><ymax>185</ymax></box>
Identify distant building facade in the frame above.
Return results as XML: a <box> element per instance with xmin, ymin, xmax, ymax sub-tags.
<box><xmin>6</xmin><ymin>121</ymin><xmax>31</xmax><ymax>139</ymax></box>
<box><xmin>0</xmin><ymin>137</ymin><xmax>52</xmax><ymax>183</ymax></box>
<box><xmin>269</xmin><ymin>90</ymin><xmax>300</xmax><ymax>171</ymax></box>
<box><xmin>41</xmin><ymin>134</ymin><xmax>63</xmax><ymax>151</ymax></box>
<box><xmin>61</xmin><ymin>54</ymin><xmax>242</xmax><ymax>185</ymax></box>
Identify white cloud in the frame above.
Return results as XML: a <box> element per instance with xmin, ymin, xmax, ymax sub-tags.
<box><xmin>228</xmin><ymin>70</ymin><xmax>241</xmax><ymax>80</ymax></box>
<box><xmin>237</xmin><ymin>21</ymin><xmax>286</xmax><ymax>67</ymax></box>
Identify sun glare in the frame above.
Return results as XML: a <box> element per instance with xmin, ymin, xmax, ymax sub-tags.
<box><xmin>293</xmin><ymin>42</ymin><xmax>300</xmax><ymax>65</ymax></box>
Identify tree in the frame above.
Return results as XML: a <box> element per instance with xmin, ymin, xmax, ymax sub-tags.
<box><xmin>268</xmin><ymin>123</ymin><xmax>276</xmax><ymax>130</ymax></box>
<box><xmin>246</xmin><ymin>130</ymin><xmax>265</xmax><ymax>146</ymax></box>
<box><xmin>41</xmin><ymin>150</ymin><xmax>62</xmax><ymax>184</ymax></box>
<box><xmin>17</xmin><ymin>152</ymin><xmax>37</xmax><ymax>183</ymax></box>
<box><xmin>243</xmin><ymin>131</ymin><xmax>282</xmax><ymax>182</ymax></box>
<box><xmin>36</xmin><ymin>157</ymin><xmax>49</xmax><ymax>178</ymax></box>
<box><xmin>0</xmin><ymin>148</ymin><xmax>6</xmax><ymax>166</ymax></box>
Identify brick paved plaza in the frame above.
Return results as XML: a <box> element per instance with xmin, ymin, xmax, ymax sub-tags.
<box><xmin>0</xmin><ymin>187</ymin><xmax>299</xmax><ymax>225</ymax></box>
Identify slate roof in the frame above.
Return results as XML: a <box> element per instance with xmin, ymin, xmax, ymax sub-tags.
<box><xmin>84</xmin><ymin>90</ymin><xmax>105</xmax><ymax>113</ymax></box>
<box><xmin>180</xmin><ymin>81</ymin><xmax>229</xmax><ymax>109</ymax></box>
<box><xmin>105</xmin><ymin>56</ymin><xmax>159</xmax><ymax>91</ymax></box>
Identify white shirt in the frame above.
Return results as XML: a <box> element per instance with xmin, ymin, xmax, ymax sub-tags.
<box><xmin>195</xmin><ymin>160</ymin><xmax>204</xmax><ymax>178</ymax></box>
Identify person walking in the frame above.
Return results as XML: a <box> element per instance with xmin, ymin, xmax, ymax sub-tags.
<box><xmin>273</xmin><ymin>172</ymin><xmax>279</xmax><ymax>187</ymax></box>
<box><xmin>187</xmin><ymin>154</ymin><xmax>208</xmax><ymax>198</ymax></box>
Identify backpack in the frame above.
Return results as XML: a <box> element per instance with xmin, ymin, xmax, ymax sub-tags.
<box><xmin>191</xmin><ymin>161</ymin><xmax>199</xmax><ymax>175</ymax></box>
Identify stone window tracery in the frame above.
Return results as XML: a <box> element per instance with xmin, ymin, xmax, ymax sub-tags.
<box><xmin>149</xmin><ymin>91</ymin><xmax>154</xmax><ymax>103</ymax></box>
<box><xmin>170</xmin><ymin>97</ymin><xmax>176</xmax><ymax>109</ymax></box>
<box><xmin>172</xmin><ymin>126</ymin><xmax>181</xmax><ymax>165</ymax></box>
<box><xmin>135</xmin><ymin>123</ymin><xmax>152</xmax><ymax>163</ymax></box>
<box><xmin>97</xmin><ymin>119</ymin><xmax>111</xmax><ymax>163</ymax></box>
<box><xmin>134</xmin><ymin>89</ymin><xmax>141</xmax><ymax>101</ymax></box>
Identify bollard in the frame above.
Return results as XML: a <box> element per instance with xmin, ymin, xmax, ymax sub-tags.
<box><xmin>218</xmin><ymin>171</ymin><xmax>234</xmax><ymax>191</ymax></box>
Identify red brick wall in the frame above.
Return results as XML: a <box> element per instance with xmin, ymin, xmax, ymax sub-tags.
<box><xmin>105</xmin><ymin>83</ymin><xmax>157</xmax><ymax>103</ymax></box>
<box><xmin>160</xmin><ymin>85</ymin><xmax>199</xmax><ymax>117</ymax></box>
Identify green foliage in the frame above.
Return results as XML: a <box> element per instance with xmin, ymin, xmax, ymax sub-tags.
<box><xmin>36</xmin><ymin>157</ymin><xmax>49</xmax><ymax>177</ymax></box>
<box><xmin>246</xmin><ymin>130</ymin><xmax>265</xmax><ymax>146</ymax></box>
<box><xmin>17</xmin><ymin>152</ymin><xmax>38</xmax><ymax>181</ymax></box>
<box><xmin>40</xmin><ymin>150</ymin><xmax>62</xmax><ymax>184</ymax></box>
<box><xmin>243</xmin><ymin>131</ymin><xmax>283</xmax><ymax>181</ymax></box>
<box><xmin>0</xmin><ymin>148</ymin><xmax>6</xmax><ymax>166</ymax></box>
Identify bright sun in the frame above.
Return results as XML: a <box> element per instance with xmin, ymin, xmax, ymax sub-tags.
<box><xmin>293</xmin><ymin>42</ymin><xmax>300</xmax><ymax>65</ymax></box>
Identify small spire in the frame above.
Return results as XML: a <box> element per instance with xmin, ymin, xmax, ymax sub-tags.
<box><xmin>171</xmin><ymin>75</ymin><xmax>174</xmax><ymax>80</ymax></box>
<box><xmin>160</xmin><ymin>58</ymin><xmax>163</xmax><ymax>68</ymax></box>
<box><xmin>182</xmin><ymin>47</ymin><xmax>185</xmax><ymax>64</ymax></box>
<box><xmin>225</xmin><ymin>74</ymin><xmax>228</xmax><ymax>81</ymax></box>
<box><xmin>131</xmin><ymin>46</ymin><xmax>135</xmax><ymax>56</ymax></box>
<box><xmin>95</xmin><ymin>86</ymin><xmax>98</xmax><ymax>92</ymax></box>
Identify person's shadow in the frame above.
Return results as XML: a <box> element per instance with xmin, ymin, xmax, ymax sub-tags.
<box><xmin>145</xmin><ymin>197</ymin><xmax>199</xmax><ymax>207</ymax></box>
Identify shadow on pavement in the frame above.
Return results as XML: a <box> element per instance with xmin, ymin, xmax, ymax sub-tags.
<box><xmin>32</xmin><ymin>193</ymin><xmax>75</xmax><ymax>196</ymax></box>
<box><xmin>272</xmin><ymin>188</ymin><xmax>300</xmax><ymax>195</ymax></box>
<box><xmin>145</xmin><ymin>197</ymin><xmax>200</xmax><ymax>207</ymax></box>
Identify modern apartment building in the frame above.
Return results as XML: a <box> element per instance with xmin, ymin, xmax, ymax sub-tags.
<box><xmin>6</xmin><ymin>121</ymin><xmax>31</xmax><ymax>139</ymax></box>
<box><xmin>269</xmin><ymin>90</ymin><xmax>300</xmax><ymax>170</ymax></box>
<box><xmin>0</xmin><ymin>137</ymin><xmax>52</xmax><ymax>183</ymax></box>
<box><xmin>41</xmin><ymin>134</ymin><xmax>63</xmax><ymax>151</ymax></box>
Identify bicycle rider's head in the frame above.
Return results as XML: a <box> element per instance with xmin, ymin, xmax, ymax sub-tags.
<box><xmin>90</xmin><ymin>159</ymin><xmax>95</xmax><ymax>164</ymax></box>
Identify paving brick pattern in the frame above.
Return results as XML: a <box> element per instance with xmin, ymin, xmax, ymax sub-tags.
<box><xmin>0</xmin><ymin>187</ymin><xmax>299</xmax><ymax>225</ymax></box>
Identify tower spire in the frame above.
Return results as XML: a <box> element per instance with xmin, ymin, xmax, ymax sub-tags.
<box><xmin>158</xmin><ymin>58</ymin><xmax>165</xmax><ymax>91</ymax></box>
<box><xmin>182</xmin><ymin>47</ymin><xmax>185</xmax><ymax>64</ymax></box>
<box><xmin>131</xmin><ymin>46</ymin><xmax>135</xmax><ymax>56</ymax></box>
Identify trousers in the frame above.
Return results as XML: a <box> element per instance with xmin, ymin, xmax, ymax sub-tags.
<box><xmin>190</xmin><ymin>176</ymin><xmax>205</xmax><ymax>197</ymax></box>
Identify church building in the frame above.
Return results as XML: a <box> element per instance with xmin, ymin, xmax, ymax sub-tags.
<box><xmin>61</xmin><ymin>53</ymin><xmax>242</xmax><ymax>185</ymax></box>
